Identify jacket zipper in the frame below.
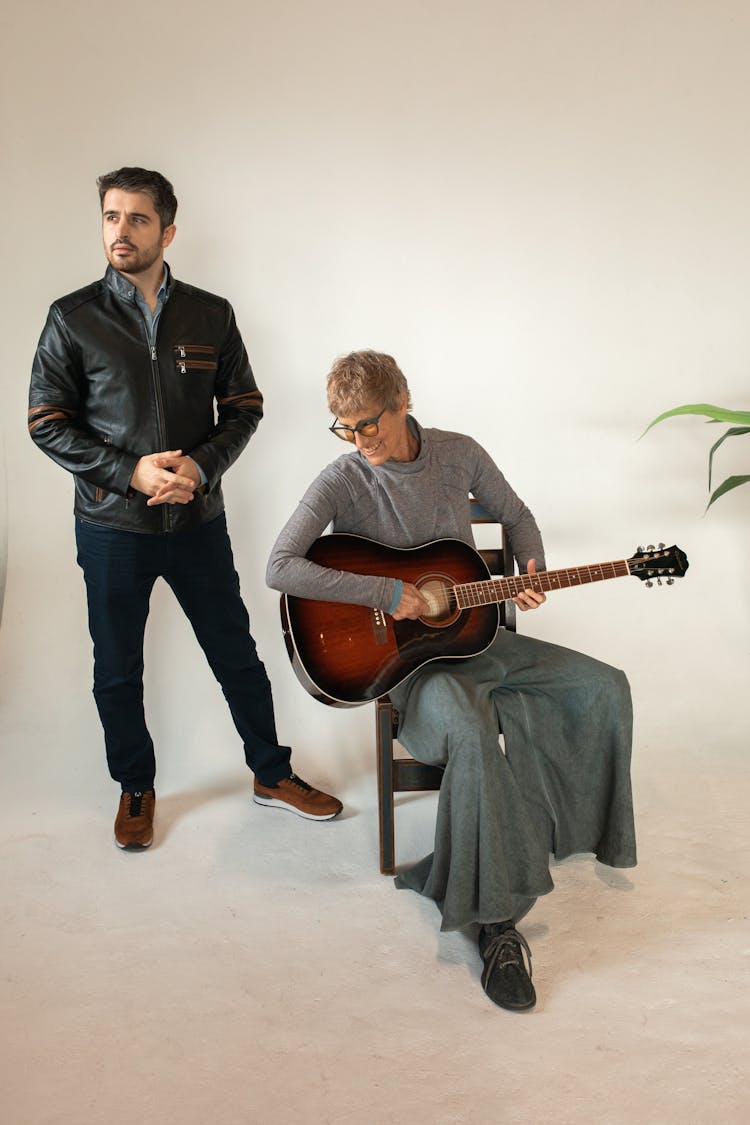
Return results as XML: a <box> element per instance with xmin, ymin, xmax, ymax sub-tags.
<box><xmin>177</xmin><ymin>359</ymin><xmax>217</xmax><ymax>373</ymax></box>
<box><xmin>147</xmin><ymin>336</ymin><xmax>171</xmax><ymax>533</ymax></box>
<box><xmin>175</xmin><ymin>344</ymin><xmax>217</xmax><ymax>374</ymax></box>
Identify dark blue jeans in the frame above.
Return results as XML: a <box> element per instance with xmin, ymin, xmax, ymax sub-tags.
<box><xmin>75</xmin><ymin>512</ymin><xmax>291</xmax><ymax>791</ymax></box>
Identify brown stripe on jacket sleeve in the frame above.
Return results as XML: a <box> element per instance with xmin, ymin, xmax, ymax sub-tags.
<box><xmin>28</xmin><ymin>405</ymin><xmax>77</xmax><ymax>434</ymax></box>
<box><xmin>217</xmin><ymin>391</ymin><xmax>264</xmax><ymax>410</ymax></box>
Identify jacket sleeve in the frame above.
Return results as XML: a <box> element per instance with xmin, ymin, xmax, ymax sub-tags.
<box><xmin>187</xmin><ymin>303</ymin><xmax>263</xmax><ymax>489</ymax></box>
<box><xmin>28</xmin><ymin>307</ymin><xmax>138</xmax><ymax>496</ymax></box>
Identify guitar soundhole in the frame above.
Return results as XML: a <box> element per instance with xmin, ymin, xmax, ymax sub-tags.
<box><xmin>416</xmin><ymin>576</ymin><xmax>460</xmax><ymax>628</ymax></box>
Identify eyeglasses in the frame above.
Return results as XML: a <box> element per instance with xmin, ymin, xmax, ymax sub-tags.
<box><xmin>329</xmin><ymin>407</ymin><xmax>387</xmax><ymax>442</ymax></box>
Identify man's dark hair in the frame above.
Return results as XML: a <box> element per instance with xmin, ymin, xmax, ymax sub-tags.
<box><xmin>97</xmin><ymin>167</ymin><xmax>178</xmax><ymax>229</ymax></box>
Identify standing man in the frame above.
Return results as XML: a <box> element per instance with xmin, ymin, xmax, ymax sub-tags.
<box><xmin>29</xmin><ymin>166</ymin><xmax>342</xmax><ymax>849</ymax></box>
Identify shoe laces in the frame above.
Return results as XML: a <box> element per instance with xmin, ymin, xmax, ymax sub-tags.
<box><xmin>481</xmin><ymin>925</ymin><xmax>533</xmax><ymax>981</ymax></box>
<box><xmin>125</xmin><ymin>790</ymin><xmax>152</xmax><ymax>818</ymax></box>
<box><xmin>286</xmin><ymin>773</ymin><xmax>313</xmax><ymax>794</ymax></box>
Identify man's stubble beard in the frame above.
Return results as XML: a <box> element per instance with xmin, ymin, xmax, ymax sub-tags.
<box><xmin>106</xmin><ymin>241</ymin><xmax>163</xmax><ymax>277</ymax></box>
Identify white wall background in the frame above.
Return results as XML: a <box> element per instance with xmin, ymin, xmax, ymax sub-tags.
<box><xmin>1</xmin><ymin>0</ymin><xmax>748</xmax><ymax>789</ymax></box>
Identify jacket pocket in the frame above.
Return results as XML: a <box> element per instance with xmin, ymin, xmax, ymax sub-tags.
<box><xmin>96</xmin><ymin>435</ymin><xmax>112</xmax><ymax>500</ymax></box>
<box><xmin>174</xmin><ymin>344</ymin><xmax>218</xmax><ymax>375</ymax></box>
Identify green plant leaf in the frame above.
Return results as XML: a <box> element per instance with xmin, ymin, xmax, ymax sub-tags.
<box><xmin>642</xmin><ymin>403</ymin><xmax>750</xmax><ymax>437</ymax></box>
<box><xmin>707</xmin><ymin>474</ymin><xmax>750</xmax><ymax>508</ymax></box>
<box><xmin>643</xmin><ymin>402</ymin><xmax>750</xmax><ymax>510</ymax></box>
<box><xmin>708</xmin><ymin>426</ymin><xmax>750</xmax><ymax>487</ymax></box>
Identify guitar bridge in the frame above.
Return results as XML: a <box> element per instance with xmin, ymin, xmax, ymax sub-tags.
<box><xmin>371</xmin><ymin>607</ymin><xmax>389</xmax><ymax>646</ymax></box>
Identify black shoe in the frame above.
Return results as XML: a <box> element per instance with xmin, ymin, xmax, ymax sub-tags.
<box><xmin>478</xmin><ymin>921</ymin><xmax>536</xmax><ymax>1012</ymax></box>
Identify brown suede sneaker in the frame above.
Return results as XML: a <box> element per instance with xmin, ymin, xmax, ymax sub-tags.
<box><xmin>253</xmin><ymin>774</ymin><xmax>342</xmax><ymax>821</ymax></box>
<box><xmin>114</xmin><ymin>789</ymin><xmax>155</xmax><ymax>850</ymax></box>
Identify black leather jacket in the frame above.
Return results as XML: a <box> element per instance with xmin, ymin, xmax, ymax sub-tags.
<box><xmin>28</xmin><ymin>265</ymin><xmax>263</xmax><ymax>534</ymax></box>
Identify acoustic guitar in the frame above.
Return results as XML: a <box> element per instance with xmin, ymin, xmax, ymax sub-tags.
<box><xmin>280</xmin><ymin>535</ymin><xmax>688</xmax><ymax>707</ymax></box>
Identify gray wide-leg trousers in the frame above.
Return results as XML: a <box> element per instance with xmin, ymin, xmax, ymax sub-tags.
<box><xmin>390</xmin><ymin>629</ymin><xmax>636</xmax><ymax>931</ymax></box>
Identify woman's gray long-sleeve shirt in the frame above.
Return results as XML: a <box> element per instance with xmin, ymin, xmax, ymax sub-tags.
<box><xmin>266</xmin><ymin>417</ymin><xmax>545</xmax><ymax>612</ymax></box>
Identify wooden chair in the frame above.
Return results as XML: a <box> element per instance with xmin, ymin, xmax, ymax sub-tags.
<box><xmin>376</xmin><ymin>499</ymin><xmax>517</xmax><ymax>874</ymax></box>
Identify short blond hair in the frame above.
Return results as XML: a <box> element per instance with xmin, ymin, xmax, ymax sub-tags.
<box><xmin>326</xmin><ymin>350</ymin><xmax>412</xmax><ymax>418</ymax></box>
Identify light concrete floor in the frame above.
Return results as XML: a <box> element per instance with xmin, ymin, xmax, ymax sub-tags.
<box><xmin>1</xmin><ymin>708</ymin><xmax>748</xmax><ymax>1125</ymax></box>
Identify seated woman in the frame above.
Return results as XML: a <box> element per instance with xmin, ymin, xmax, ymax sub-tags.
<box><xmin>266</xmin><ymin>350</ymin><xmax>636</xmax><ymax>1013</ymax></box>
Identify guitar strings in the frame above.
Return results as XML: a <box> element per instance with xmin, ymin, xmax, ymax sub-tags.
<box><xmin>452</xmin><ymin>561</ymin><xmax>631</xmax><ymax>609</ymax></box>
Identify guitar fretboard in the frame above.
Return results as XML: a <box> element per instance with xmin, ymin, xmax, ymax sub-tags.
<box><xmin>454</xmin><ymin>560</ymin><xmax>631</xmax><ymax>609</ymax></box>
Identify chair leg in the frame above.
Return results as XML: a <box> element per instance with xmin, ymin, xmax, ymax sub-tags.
<box><xmin>376</xmin><ymin>699</ymin><xmax>396</xmax><ymax>874</ymax></box>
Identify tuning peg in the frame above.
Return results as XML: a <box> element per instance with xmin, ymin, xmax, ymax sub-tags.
<box><xmin>656</xmin><ymin>577</ymin><xmax>662</xmax><ymax>586</ymax></box>
<box><xmin>645</xmin><ymin>580</ymin><xmax>653</xmax><ymax>588</ymax></box>
<box><xmin>637</xmin><ymin>545</ymin><xmax>644</xmax><ymax>553</ymax></box>
<box><xmin>646</xmin><ymin>543</ymin><xmax>655</xmax><ymax>551</ymax></box>
<box><xmin>658</xmin><ymin>542</ymin><xmax>665</xmax><ymax>550</ymax></box>
<box><xmin>666</xmin><ymin>578</ymin><xmax>674</xmax><ymax>585</ymax></box>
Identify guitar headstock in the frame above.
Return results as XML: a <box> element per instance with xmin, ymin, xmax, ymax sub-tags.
<box><xmin>628</xmin><ymin>543</ymin><xmax>689</xmax><ymax>586</ymax></box>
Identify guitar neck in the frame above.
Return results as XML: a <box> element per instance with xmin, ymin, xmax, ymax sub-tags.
<box><xmin>455</xmin><ymin>559</ymin><xmax>632</xmax><ymax>609</ymax></box>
